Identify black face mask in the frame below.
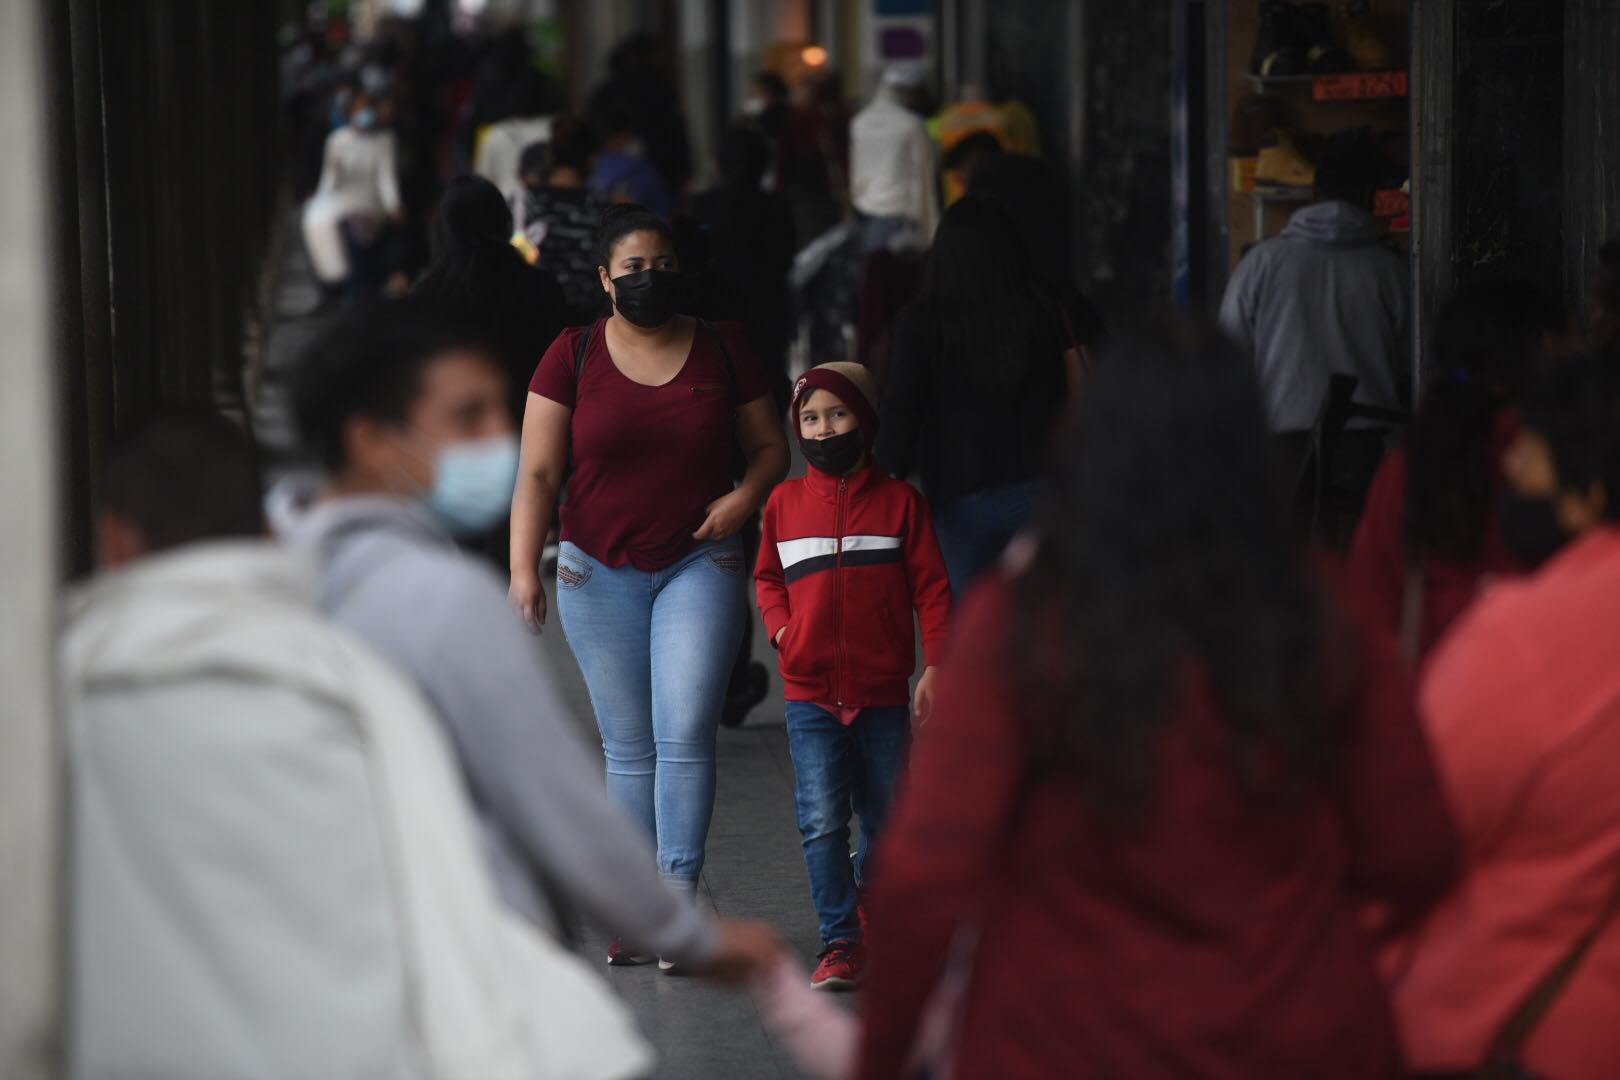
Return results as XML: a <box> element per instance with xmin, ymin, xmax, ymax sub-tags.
<box><xmin>1500</xmin><ymin>491</ymin><xmax>1572</xmax><ymax>569</ymax></box>
<box><xmin>610</xmin><ymin>268</ymin><xmax>681</xmax><ymax>328</ymax></box>
<box><xmin>799</xmin><ymin>429</ymin><xmax>867</xmax><ymax>476</ymax></box>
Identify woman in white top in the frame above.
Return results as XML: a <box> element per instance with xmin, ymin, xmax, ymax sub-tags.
<box><xmin>301</xmin><ymin>92</ymin><xmax>403</xmax><ymax>293</ymax></box>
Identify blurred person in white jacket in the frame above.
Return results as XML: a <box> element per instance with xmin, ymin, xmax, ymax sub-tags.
<box><xmin>62</xmin><ymin>413</ymin><xmax>663</xmax><ymax>1080</ymax></box>
<box><xmin>302</xmin><ymin>90</ymin><xmax>404</xmax><ymax>300</ymax></box>
<box><xmin>849</xmin><ymin>67</ymin><xmax>940</xmax><ymax>254</ymax></box>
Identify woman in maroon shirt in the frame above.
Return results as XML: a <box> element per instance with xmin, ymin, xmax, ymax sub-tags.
<box><xmin>510</xmin><ymin>204</ymin><xmax>788</xmax><ymax>964</ymax></box>
<box><xmin>856</xmin><ymin>324</ymin><xmax>1459</xmax><ymax>1079</ymax></box>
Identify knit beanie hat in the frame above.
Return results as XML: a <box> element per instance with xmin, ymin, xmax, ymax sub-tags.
<box><xmin>791</xmin><ymin>362</ymin><xmax>880</xmax><ymax>436</ymax></box>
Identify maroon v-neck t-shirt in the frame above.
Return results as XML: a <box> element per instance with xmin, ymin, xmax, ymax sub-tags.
<box><xmin>530</xmin><ymin>318</ymin><xmax>768</xmax><ymax>571</ymax></box>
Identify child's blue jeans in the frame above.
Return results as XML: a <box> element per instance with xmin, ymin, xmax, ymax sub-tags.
<box><xmin>783</xmin><ymin>701</ymin><xmax>911</xmax><ymax>946</ymax></box>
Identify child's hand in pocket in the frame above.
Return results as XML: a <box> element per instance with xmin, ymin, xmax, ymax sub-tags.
<box><xmin>912</xmin><ymin>666</ymin><xmax>937</xmax><ymax>726</ymax></box>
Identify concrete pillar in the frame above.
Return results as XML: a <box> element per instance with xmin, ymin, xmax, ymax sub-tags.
<box><xmin>0</xmin><ymin>0</ymin><xmax>62</xmax><ymax>1076</ymax></box>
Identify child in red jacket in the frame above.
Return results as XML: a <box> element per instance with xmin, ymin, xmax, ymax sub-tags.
<box><xmin>756</xmin><ymin>362</ymin><xmax>953</xmax><ymax>991</ymax></box>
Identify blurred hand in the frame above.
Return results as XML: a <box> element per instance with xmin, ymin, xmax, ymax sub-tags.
<box><xmin>773</xmin><ymin>627</ymin><xmax>786</xmax><ymax>647</ymax></box>
<box><xmin>913</xmin><ymin>666</ymin><xmax>937</xmax><ymax>726</ymax></box>
<box><xmin>509</xmin><ymin>571</ymin><xmax>546</xmax><ymax>634</ymax></box>
<box><xmin>702</xmin><ymin>918</ymin><xmax>784</xmax><ymax>984</ymax></box>
<box><xmin>693</xmin><ymin>489</ymin><xmax>755</xmax><ymax>542</ymax></box>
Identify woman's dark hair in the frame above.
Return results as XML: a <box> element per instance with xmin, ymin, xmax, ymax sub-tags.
<box><xmin>294</xmin><ymin>298</ymin><xmax>501</xmax><ymax>471</ymax></box>
<box><xmin>907</xmin><ymin>195</ymin><xmax>1064</xmax><ymax>396</ymax></box>
<box><xmin>1404</xmin><ymin>275</ymin><xmax>1566</xmax><ymax>562</ymax></box>
<box><xmin>548</xmin><ymin>113</ymin><xmax>593</xmax><ymax>175</ymax></box>
<box><xmin>594</xmin><ymin>201</ymin><xmax>675</xmax><ymax>270</ymax></box>
<box><xmin>412</xmin><ymin>175</ymin><xmax>567</xmax><ymax>398</ymax></box>
<box><xmin>425</xmin><ymin>174</ymin><xmax>512</xmax><ymax>265</ymax></box>
<box><xmin>1012</xmin><ymin>322</ymin><xmax>1361</xmax><ymax>812</ymax></box>
<box><xmin>1522</xmin><ymin>349</ymin><xmax>1620</xmax><ymax>522</ymax></box>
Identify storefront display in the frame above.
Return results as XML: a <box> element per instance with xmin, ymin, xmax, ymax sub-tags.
<box><xmin>1223</xmin><ymin>0</ymin><xmax>1410</xmax><ymax>268</ymax></box>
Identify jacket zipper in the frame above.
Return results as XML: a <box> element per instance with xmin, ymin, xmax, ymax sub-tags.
<box><xmin>835</xmin><ymin>477</ymin><xmax>847</xmax><ymax>707</ymax></box>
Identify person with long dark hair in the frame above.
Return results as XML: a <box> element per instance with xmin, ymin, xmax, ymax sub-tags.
<box><xmin>1349</xmin><ymin>275</ymin><xmax>1564</xmax><ymax>664</ymax></box>
<box><xmin>856</xmin><ymin>324</ymin><xmax>1459</xmax><ymax>1080</ymax></box>
<box><xmin>876</xmin><ymin>194</ymin><xmax>1074</xmax><ymax>596</ymax></box>
<box><xmin>509</xmin><ymin>204</ymin><xmax>789</xmax><ymax>967</ymax></box>
<box><xmin>411</xmin><ymin>174</ymin><xmax>568</xmax><ymax>421</ymax></box>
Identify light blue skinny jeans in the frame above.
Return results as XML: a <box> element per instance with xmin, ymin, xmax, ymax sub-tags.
<box><xmin>555</xmin><ymin>538</ymin><xmax>746</xmax><ymax>889</ymax></box>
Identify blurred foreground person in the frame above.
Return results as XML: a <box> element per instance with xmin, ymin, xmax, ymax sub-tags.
<box><xmin>1388</xmin><ymin>353</ymin><xmax>1620</xmax><ymax>1080</ymax></box>
<box><xmin>280</xmin><ymin>301</ymin><xmax>776</xmax><ymax>982</ymax></box>
<box><xmin>63</xmin><ymin>414</ymin><xmax>652</xmax><ymax>1079</ymax></box>
<box><xmin>857</xmin><ymin>326</ymin><xmax>1459</xmax><ymax>1080</ymax></box>
<box><xmin>1349</xmin><ymin>276</ymin><xmax>1562</xmax><ymax>665</ymax></box>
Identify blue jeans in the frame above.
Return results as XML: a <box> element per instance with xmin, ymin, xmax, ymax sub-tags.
<box><xmin>784</xmin><ymin>701</ymin><xmax>911</xmax><ymax>946</ymax></box>
<box><xmin>555</xmin><ymin>538</ymin><xmax>747</xmax><ymax>888</ymax></box>
<box><xmin>934</xmin><ymin>481</ymin><xmax>1036</xmax><ymax>600</ymax></box>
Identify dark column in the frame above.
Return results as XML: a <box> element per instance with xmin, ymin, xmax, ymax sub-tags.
<box><xmin>1412</xmin><ymin>0</ymin><xmax>1564</xmax><ymax>396</ymax></box>
<box><xmin>1073</xmin><ymin>0</ymin><xmax>1174</xmax><ymax>326</ymax></box>
<box><xmin>1565</xmin><ymin>0</ymin><xmax>1620</xmax><ymax>325</ymax></box>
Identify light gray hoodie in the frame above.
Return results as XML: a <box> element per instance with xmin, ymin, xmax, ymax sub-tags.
<box><xmin>1218</xmin><ymin>200</ymin><xmax>1410</xmax><ymax>432</ymax></box>
<box><xmin>277</xmin><ymin>489</ymin><xmax>715</xmax><ymax>965</ymax></box>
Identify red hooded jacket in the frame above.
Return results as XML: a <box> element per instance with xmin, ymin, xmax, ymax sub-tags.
<box><xmin>756</xmin><ymin>462</ymin><xmax>953</xmax><ymax>709</ymax></box>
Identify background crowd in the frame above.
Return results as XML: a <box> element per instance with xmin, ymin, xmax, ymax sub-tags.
<box><xmin>51</xmin><ymin>9</ymin><xmax>1620</xmax><ymax>1080</ymax></box>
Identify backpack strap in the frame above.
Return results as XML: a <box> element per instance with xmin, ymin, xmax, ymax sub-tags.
<box><xmin>571</xmin><ymin>319</ymin><xmax>601</xmax><ymax>390</ymax></box>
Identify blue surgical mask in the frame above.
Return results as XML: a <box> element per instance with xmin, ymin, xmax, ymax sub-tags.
<box><xmin>353</xmin><ymin>108</ymin><xmax>379</xmax><ymax>130</ymax></box>
<box><xmin>425</xmin><ymin>435</ymin><xmax>519</xmax><ymax>537</ymax></box>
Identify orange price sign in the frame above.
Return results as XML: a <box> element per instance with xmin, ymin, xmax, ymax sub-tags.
<box><xmin>1313</xmin><ymin>71</ymin><xmax>1409</xmax><ymax>102</ymax></box>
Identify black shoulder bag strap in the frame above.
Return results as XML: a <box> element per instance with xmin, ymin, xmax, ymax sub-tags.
<box><xmin>1477</xmin><ymin>864</ymin><xmax>1620</xmax><ymax>1078</ymax></box>
<box><xmin>571</xmin><ymin>318</ymin><xmax>602</xmax><ymax>389</ymax></box>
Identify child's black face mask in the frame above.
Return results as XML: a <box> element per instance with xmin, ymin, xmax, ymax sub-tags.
<box><xmin>799</xmin><ymin>428</ymin><xmax>866</xmax><ymax>476</ymax></box>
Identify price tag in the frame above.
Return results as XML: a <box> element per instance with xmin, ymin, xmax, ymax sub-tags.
<box><xmin>1313</xmin><ymin>71</ymin><xmax>1409</xmax><ymax>101</ymax></box>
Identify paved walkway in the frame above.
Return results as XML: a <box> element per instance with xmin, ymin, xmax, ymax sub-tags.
<box><xmin>253</xmin><ymin>217</ymin><xmax>844</xmax><ymax>1078</ymax></box>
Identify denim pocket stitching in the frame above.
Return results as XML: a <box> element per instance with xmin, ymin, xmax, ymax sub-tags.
<box><xmin>556</xmin><ymin>560</ymin><xmax>593</xmax><ymax>590</ymax></box>
<box><xmin>706</xmin><ymin>549</ymin><xmax>745</xmax><ymax>575</ymax></box>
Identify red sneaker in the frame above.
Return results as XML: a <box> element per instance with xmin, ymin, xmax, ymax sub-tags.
<box><xmin>810</xmin><ymin>940</ymin><xmax>865</xmax><ymax>991</ymax></box>
<box><xmin>606</xmin><ymin>940</ymin><xmax>653</xmax><ymax>966</ymax></box>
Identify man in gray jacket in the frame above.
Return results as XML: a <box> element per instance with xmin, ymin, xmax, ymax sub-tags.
<box><xmin>1218</xmin><ymin>143</ymin><xmax>1410</xmax><ymax>438</ymax></box>
<box><xmin>278</xmin><ymin>301</ymin><xmax>773</xmax><ymax>973</ymax></box>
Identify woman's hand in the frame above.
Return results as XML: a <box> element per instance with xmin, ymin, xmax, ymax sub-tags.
<box><xmin>509</xmin><ymin>570</ymin><xmax>547</xmax><ymax>634</ymax></box>
<box><xmin>693</xmin><ymin>488</ymin><xmax>757</xmax><ymax>542</ymax></box>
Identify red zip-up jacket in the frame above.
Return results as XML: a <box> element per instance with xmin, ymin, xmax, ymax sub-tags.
<box><xmin>756</xmin><ymin>462</ymin><xmax>953</xmax><ymax>708</ymax></box>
